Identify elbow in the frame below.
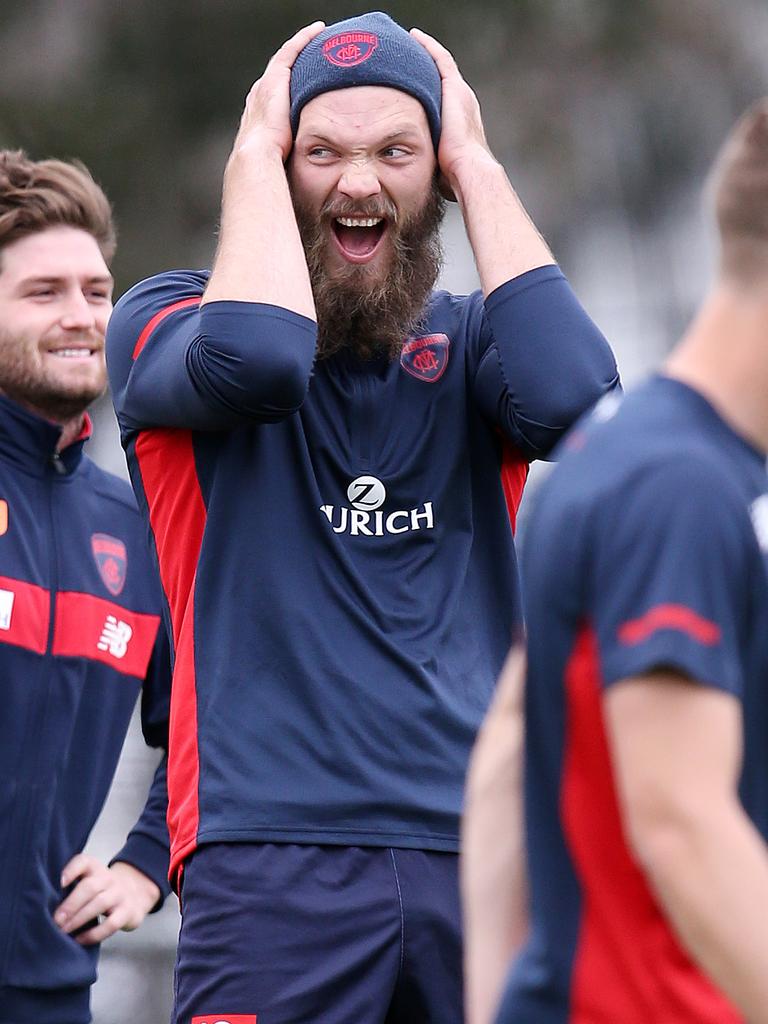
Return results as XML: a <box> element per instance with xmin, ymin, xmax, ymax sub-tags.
<box><xmin>188</xmin><ymin>329</ymin><xmax>316</xmax><ymax>420</ymax></box>
<box><xmin>243</xmin><ymin>344</ymin><xmax>313</xmax><ymax>416</ymax></box>
<box><xmin>621</xmin><ymin>787</ymin><xmax>716</xmax><ymax>886</ymax></box>
<box><xmin>514</xmin><ymin>374</ymin><xmax>621</xmax><ymax>458</ymax></box>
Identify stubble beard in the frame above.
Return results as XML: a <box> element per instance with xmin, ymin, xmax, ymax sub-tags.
<box><xmin>0</xmin><ymin>324</ymin><xmax>105</xmax><ymax>423</ymax></box>
<box><xmin>293</xmin><ymin>180</ymin><xmax>446</xmax><ymax>361</ymax></box>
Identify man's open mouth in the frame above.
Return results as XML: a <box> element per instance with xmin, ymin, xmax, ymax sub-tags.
<box><xmin>331</xmin><ymin>216</ymin><xmax>387</xmax><ymax>262</ymax></box>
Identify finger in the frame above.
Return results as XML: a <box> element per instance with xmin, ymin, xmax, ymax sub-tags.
<box><xmin>55</xmin><ymin>864</ymin><xmax>111</xmax><ymax>929</ymax></box>
<box><xmin>74</xmin><ymin>910</ymin><xmax>126</xmax><ymax>946</ymax></box>
<box><xmin>60</xmin><ymin>852</ymin><xmax>96</xmax><ymax>888</ymax></box>
<box><xmin>58</xmin><ymin>889</ymin><xmax>114</xmax><ymax>934</ymax></box>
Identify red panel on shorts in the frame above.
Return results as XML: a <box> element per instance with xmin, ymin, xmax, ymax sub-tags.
<box><xmin>561</xmin><ymin>622</ymin><xmax>742</xmax><ymax>1023</ymax></box>
<box><xmin>191</xmin><ymin>1016</ymin><xmax>257</xmax><ymax>1024</ymax></box>
<box><xmin>135</xmin><ymin>427</ymin><xmax>207</xmax><ymax>887</ymax></box>
<box><xmin>0</xmin><ymin>575</ymin><xmax>49</xmax><ymax>654</ymax></box>
<box><xmin>52</xmin><ymin>591</ymin><xmax>160</xmax><ymax>679</ymax></box>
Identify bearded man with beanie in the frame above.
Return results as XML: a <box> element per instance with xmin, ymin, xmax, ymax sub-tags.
<box><xmin>106</xmin><ymin>14</ymin><xmax>619</xmax><ymax>1022</ymax></box>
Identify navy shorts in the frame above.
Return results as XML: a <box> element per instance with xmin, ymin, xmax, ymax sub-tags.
<box><xmin>172</xmin><ymin>843</ymin><xmax>463</xmax><ymax>1024</ymax></box>
<box><xmin>0</xmin><ymin>983</ymin><xmax>90</xmax><ymax>1024</ymax></box>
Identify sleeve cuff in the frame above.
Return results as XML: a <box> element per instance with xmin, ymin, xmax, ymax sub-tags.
<box><xmin>110</xmin><ymin>832</ymin><xmax>172</xmax><ymax>912</ymax></box>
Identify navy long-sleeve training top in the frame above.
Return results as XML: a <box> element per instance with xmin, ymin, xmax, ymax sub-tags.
<box><xmin>106</xmin><ymin>264</ymin><xmax>619</xmax><ymax>884</ymax></box>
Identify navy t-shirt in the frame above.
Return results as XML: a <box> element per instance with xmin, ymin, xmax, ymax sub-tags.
<box><xmin>500</xmin><ymin>375</ymin><xmax>768</xmax><ymax>1023</ymax></box>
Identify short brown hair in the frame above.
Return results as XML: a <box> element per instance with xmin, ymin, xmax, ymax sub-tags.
<box><xmin>0</xmin><ymin>150</ymin><xmax>116</xmax><ymax>265</ymax></box>
<box><xmin>710</xmin><ymin>99</ymin><xmax>768</xmax><ymax>286</ymax></box>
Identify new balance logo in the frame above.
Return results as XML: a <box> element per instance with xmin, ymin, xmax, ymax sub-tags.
<box><xmin>97</xmin><ymin>615</ymin><xmax>133</xmax><ymax>658</ymax></box>
<box><xmin>0</xmin><ymin>588</ymin><xmax>14</xmax><ymax>630</ymax></box>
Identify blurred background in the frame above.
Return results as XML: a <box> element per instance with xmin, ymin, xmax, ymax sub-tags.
<box><xmin>1</xmin><ymin>0</ymin><xmax>766</xmax><ymax>1019</ymax></box>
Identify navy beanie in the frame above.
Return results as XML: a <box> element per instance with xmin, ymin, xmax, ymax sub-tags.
<box><xmin>290</xmin><ymin>12</ymin><xmax>442</xmax><ymax>148</ymax></box>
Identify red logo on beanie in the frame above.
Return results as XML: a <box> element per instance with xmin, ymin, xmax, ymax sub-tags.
<box><xmin>323</xmin><ymin>31</ymin><xmax>379</xmax><ymax>67</ymax></box>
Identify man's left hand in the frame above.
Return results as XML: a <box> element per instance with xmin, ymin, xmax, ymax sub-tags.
<box><xmin>54</xmin><ymin>854</ymin><xmax>161</xmax><ymax>945</ymax></box>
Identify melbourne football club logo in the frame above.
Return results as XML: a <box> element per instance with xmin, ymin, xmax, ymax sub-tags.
<box><xmin>323</xmin><ymin>31</ymin><xmax>379</xmax><ymax>67</ymax></box>
<box><xmin>91</xmin><ymin>533</ymin><xmax>127</xmax><ymax>596</ymax></box>
<box><xmin>400</xmin><ymin>334</ymin><xmax>450</xmax><ymax>383</ymax></box>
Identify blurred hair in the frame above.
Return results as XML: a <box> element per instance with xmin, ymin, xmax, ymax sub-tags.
<box><xmin>0</xmin><ymin>150</ymin><xmax>116</xmax><ymax>266</ymax></box>
<box><xmin>709</xmin><ymin>99</ymin><xmax>768</xmax><ymax>286</ymax></box>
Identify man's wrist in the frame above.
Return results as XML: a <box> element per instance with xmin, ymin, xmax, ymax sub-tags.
<box><xmin>226</xmin><ymin>134</ymin><xmax>287</xmax><ymax>177</ymax></box>
<box><xmin>111</xmin><ymin>860</ymin><xmax>162</xmax><ymax>911</ymax></box>
<box><xmin>445</xmin><ymin>148</ymin><xmax>505</xmax><ymax>205</ymax></box>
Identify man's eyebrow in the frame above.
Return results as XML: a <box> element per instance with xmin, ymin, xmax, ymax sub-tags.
<box><xmin>19</xmin><ymin>273</ymin><xmax>113</xmax><ymax>286</ymax></box>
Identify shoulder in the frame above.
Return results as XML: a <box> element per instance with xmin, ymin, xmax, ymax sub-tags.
<box><xmin>80</xmin><ymin>457</ymin><xmax>140</xmax><ymax>516</ymax></box>
<box><xmin>424</xmin><ymin>288</ymin><xmax>486</xmax><ymax>340</ymax></box>
<box><xmin>107</xmin><ymin>269</ymin><xmax>209</xmax><ymax>354</ymax></box>
<box><xmin>541</xmin><ymin>382</ymin><xmax>751</xmax><ymax>533</ymax></box>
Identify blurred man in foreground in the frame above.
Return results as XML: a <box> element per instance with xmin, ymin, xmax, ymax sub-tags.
<box><xmin>0</xmin><ymin>151</ymin><xmax>171</xmax><ymax>1024</ymax></box>
<box><xmin>106</xmin><ymin>13</ymin><xmax>618</xmax><ymax>1022</ymax></box>
<box><xmin>464</xmin><ymin>100</ymin><xmax>768</xmax><ymax>1024</ymax></box>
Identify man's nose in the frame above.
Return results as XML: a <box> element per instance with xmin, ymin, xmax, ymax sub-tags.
<box><xmin>59</xmin><ymin>290</ymin><xmax>97</xmax><ymax>330</ymax></box>
<box><xmin>337</xmin><ymin>161</ymin><xmax>382</xmax><ymax>200</ymax></box>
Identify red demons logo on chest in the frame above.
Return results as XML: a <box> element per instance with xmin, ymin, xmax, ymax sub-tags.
<box><xmin>400</xmin><ymin>334</ymin><xmax>450</xmax><ymax>383</ymax></box>
<box><xmin>91</xmin><ymin>533</ymin><xmax>127</xmax><ymax>596</ymax></box>
<box><xmin>323</xmin><ymin>31</ymin><xmax>379</xmax><ymax>67</ymax></box>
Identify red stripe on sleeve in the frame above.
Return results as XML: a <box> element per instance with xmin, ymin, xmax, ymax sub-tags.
<box><xmin>52</xmin><ymin>592</ymin><xmax>160</xmax><ymax>679</ymax></box>
<box><xmin>562</xmin><ymin>623</ymin><xmax>742</xmax><ymax>1022</ymax></box>
<box><xmin>618</xmin><ymin>604</ymin><xmax>721</xmax><ymax>647</ymax></box>
<box><xmin>132</xmin><ymin>297</ymin><xmax>201</xmax><ymax>360</ymax></box>
<box><xmin>134</xmin><ymin>428</ymin><xmax>207</xmax><ymax>885</ymax></box>
<box><xmin>0</xmin><ymin>575</ymin><xmax>49</xmax><ymax>654</ymax></box>
<box><xmin>500</xmin><ymin>440</ymin><xmax>529</xmax><ymax>534</ymax></box>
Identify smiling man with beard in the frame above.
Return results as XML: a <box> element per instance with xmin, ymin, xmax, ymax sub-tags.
<box><xmin>0</xmin><ymin>151</ymin><xmax>171</xmax><ymax>1024</ymax></box>
<box><xmin>106</xmin><ymin>14</ymin><xmax>620</xmax><ymax>1023</ymax></box>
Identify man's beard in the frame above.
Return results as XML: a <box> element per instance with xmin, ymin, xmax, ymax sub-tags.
<box><xmin>0</xmin><ymin>325</ymin><xmax>105</xmax><ymax>423</ymax></box>
<box><xmin>293</xmin><ymin>180</ymin><xmax>445</xmax><ymax>361</ymax></box>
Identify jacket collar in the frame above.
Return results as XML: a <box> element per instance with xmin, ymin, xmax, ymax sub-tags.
<box><xmin>0</xmin><ymin>393</ymin><xmax>91</xmax><ymax>476</ymax></box>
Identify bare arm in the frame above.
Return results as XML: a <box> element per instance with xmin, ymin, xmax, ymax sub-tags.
<box><xmin>203</xmin><ymin>21</ymin><xmax>324</xmax><ymax>315</ymax></box>
<box><xmin>605</xmin><ymin>672</ymin><xmax>768</xmax><ymax>1022</ymax></box>
<box><xmin>411</xmin><ymin>29</ymin><xmax>554</xmax><ymax>296</ymax></box>
<box><xmin>461</xmin><ymin>646</ymin><xmax>528</xmax><ymax>1024</ymax></box>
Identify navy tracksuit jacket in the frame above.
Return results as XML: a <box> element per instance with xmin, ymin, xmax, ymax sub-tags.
<box><xmin>0</xmin><ymin>395</ymin><xmax>171</xmax><ymax>1003</ymax></box>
